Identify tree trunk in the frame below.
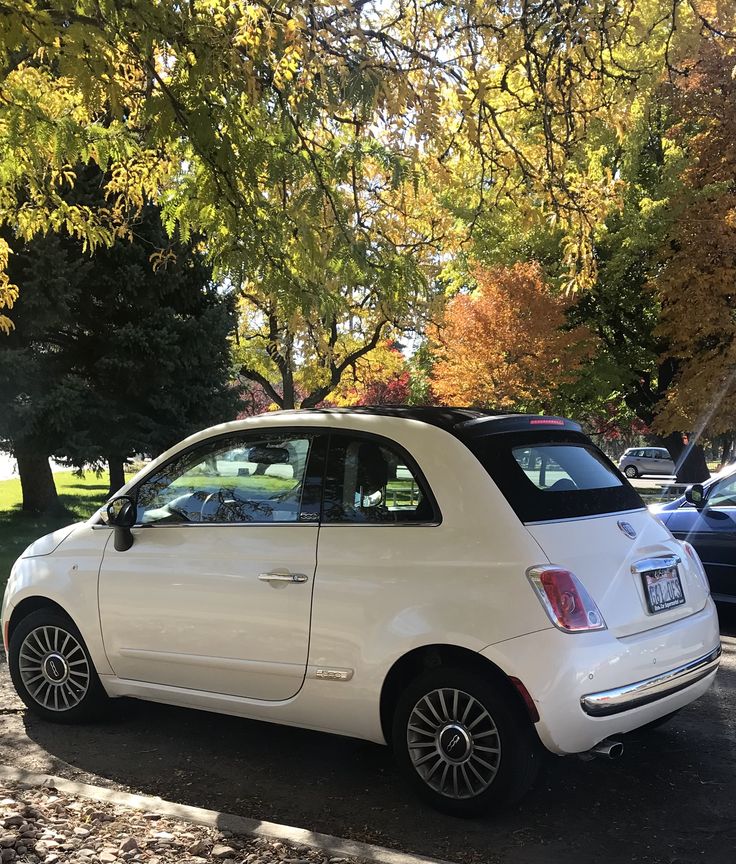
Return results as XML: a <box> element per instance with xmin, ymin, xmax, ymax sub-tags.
<box><xmin>661</xmin><ymin>432</ymin><xmax>710</xmax><ymax>484</ymax></box>
<box><xmin>16</xmin><ymin>449</ymin><xmax>60</xmax><ymax>514</ymax></box>
<box><xmin>108</xmin><ymin>455</ymin><xmax>126</xmax><ymax>496</ymax></box>
<box><xmin>719</xmin><ymin>435</ymin><xmax>733</xmax><ymax>471</ymax></box>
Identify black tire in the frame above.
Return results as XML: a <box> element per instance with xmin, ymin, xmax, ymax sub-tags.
<box><xmin>8</xmin><ymin>608</ymin><xmax>110</xmax><ymax>723</ymax></box>
<box><xmin>392</xmin><ymin>666</ymin><xmax>539</xmax><ymax>817</ymax></box>
<box><xmin>624</xmin><ymin>465</ymin><xmax>638</xmax><ymax>478</ymax></box>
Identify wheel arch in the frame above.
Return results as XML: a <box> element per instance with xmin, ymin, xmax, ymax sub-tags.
<box><xmin>7</xmin><ymin>596</ymin><xmax>72</xmax><ymax>644</ymax></box>
<box><xmin>379</xmin><ymin>643</ymin><xmax>536</xmax><ymax>744</ymax></box>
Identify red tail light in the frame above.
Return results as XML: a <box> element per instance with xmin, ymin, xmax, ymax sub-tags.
<box><xmin>527</xmin><ymin>566</ymin><xmax>607</xmax><ymax>632</ymax></box>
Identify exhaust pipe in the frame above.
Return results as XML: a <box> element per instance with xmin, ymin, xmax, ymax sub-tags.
<box><xmin>589</xmin><ymin>738</ymin><xmax>624</xmax><ymax>760</ymax></box>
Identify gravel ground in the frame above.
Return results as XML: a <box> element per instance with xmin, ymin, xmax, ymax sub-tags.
<box><xmin>0</xmin><ymin>781</ymin><xmax>359</xmax><ymax>864</ymax></box>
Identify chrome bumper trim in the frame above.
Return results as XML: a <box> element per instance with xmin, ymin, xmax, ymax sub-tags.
<box><xmin>581</xmin><ymin>644</ymin><xmax>722</xmax><ymax>717</ymax></box>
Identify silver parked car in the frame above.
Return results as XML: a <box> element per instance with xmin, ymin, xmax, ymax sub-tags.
<box><xmin>618</xmin><ymin>447</ymin><xmax>675</xmax><ymax>478</ymax></box>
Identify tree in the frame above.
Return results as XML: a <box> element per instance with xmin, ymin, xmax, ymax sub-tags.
<box><xmin>0</xmin><ymin>175</ymin><xmax>239</xmax><ymax>511</ymax></box>
<box><xmin>653</xmin><ymin>41</ymin><xmax>736</xmax><ymax>446</ymax></box>
<box><xmin>431</xmin><ymin>263</ymin><xmax>594</xmax><ymax>411</ymax></box>
<box><xmin>1</xmin><ymin>0</ymin><xmax>729</xmax><ymax>338</ymax></box>
<box><xmin>328</xmin><ymin>340</ymin><xmax>411</xmax><ymax>407</ymax></box>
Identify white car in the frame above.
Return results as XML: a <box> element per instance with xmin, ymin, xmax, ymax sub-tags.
<box><xmin>1</xmin><ymin>408</ymin><xmax>721</xmax><ymax>816</ymax></box>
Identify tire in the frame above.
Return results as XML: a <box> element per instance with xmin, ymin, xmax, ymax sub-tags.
<box><xmin>624</xmin><ymin>465</ymin><xmax>638</xmax><ymax>478</ymax></box>
<box><xmin>392</xmin><ymin>666</ymin><xmax>539</xmax><ymax>817</ymax></box>
<box><xmin>8</xmin><ymin>608</ymin><xmax>110</xmax><ymax>723</ymax></box>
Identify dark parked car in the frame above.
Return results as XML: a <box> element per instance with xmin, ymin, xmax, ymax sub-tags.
<box><xmin>655</xmin><ymin>468</ymin><xmax>736</xmax><ymax>604</ymax></box>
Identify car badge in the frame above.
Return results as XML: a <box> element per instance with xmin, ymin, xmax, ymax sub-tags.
<box><xmin>618</xmin><ymin>520</ymin><xmax>637</xmax><ymax>539</ymax></box>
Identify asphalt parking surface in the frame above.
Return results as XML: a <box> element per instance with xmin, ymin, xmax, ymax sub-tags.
<box><xmin>1</xmin><ymin>611</ymin><xmax>735</xmax><ymax>864</ymax></box>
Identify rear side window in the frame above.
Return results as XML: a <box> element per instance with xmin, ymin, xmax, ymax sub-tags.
<box><xmin>323</xmin><ymin>433</ymin><xmax>439</xmax><ymax>524</ymax></box>
<box><xmin>470</xmin><ymin>432</ymin><xmax>643</xmax><ymax>523</ymax></box>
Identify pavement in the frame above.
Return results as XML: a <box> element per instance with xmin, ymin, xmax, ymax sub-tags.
<box><xmin>1</xmin><ymin>610</ymin><xmax>735</xmax><ymax>864</ymax></box>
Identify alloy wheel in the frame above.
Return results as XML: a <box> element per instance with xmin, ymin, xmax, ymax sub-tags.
<box><xmin>18</xmin><ymin>626</ymin><xmax>91</xmax><ymax>712</ymax></box>
<box><xmin>406</xmin><ymin>687</ymin><xmax>501</xmax><ymax>799</ymax></box>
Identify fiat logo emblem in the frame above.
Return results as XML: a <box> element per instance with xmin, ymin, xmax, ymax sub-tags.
<box><xmin>618</xmin><ymin>520</ymin><xmax>637</xmax><ymax>539</ymax></box>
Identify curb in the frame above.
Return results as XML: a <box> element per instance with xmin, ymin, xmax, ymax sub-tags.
<box><xmin>0</xmin><ymin>765</ymin><xmax>455</xmax><ymax>864</ymax></box>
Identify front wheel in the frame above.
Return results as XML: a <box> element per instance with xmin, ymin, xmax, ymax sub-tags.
<box><xmin>624</xmin><ymin>465</ymin><xmax>638</xmax><ymax>478</ymax></box>
<box><xmin>8</xmin><ymin>609</ymin><xmax>109</xmax><ymax>723</ymax></box>
<box><xmin>392</xmin><ymin>667</ymin><xmax>539</xmax><ymax>817</ymax></box>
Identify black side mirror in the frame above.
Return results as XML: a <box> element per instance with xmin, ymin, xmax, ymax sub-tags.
<box><xmin>107</xmin><ymin>495</ymin><xmax>137</xmax><ymax>551</ymax></box>
<box><xmin>685</xmin><ymin>484</ymin><xmax>706</xmax><ymax>509</ymax></box>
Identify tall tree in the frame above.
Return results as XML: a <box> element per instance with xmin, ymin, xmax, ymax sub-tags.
<box><xmin>653</xmin><ymin>41</ymin><xmax>736</xmax><ymax>447</ymax></box>
<box><xmin>1</xmin><ymin>0</ymin><xmax>728</xmax><ymax>337</ymax></box>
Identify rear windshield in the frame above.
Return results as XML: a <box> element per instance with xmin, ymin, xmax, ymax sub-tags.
<box><xmin>468</xmin><ymin>432</ymin><xmax>643</xmax><ymax>523</ymax></box>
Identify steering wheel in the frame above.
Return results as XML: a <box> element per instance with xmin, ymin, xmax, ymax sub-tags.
<box><xmin>163</xmin><ymin>490</ymin><xmax>211</xmax><ymax>522</ymax></box>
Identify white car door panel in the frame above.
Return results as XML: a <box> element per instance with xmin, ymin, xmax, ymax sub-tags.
<box><xmin>97</xmin><ymin>430</ymin><xmax>324</xmax><ymax>701</ymax></box>
<box><xmin>98</xmin><ymin>524</ymin><xmax>317</xmax><ymax>699</ymax></box>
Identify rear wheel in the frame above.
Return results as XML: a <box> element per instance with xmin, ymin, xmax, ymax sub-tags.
<box><xmin>392</xmin><ymin>667</ymin><xmax>539</xmax><ymax>817</ymax></box>
<box><xmin>9</xmin><ymin>609</ymin><xmax>109</xmax><ymax>723</ymax></box>
<box><xmin>624</xmin><ymin>465</ymin><xmax>638</xmax><ymax>478</ymax></box>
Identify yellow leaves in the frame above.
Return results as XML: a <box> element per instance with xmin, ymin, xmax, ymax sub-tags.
<box><xmin>150</xmin><ymin>248</ymin><xmax>177</xmax><ymax>271</ymax></box>
<box><xmin>0</xmin><ymin>239</ymin><xmax>17</xmax><ymax>334</ymax></box>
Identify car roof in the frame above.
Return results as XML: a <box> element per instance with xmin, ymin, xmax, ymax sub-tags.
<box><xmin>275</xmin><ymin>406</ymin><xmax>582</xmax><ymax>439</ymax></box>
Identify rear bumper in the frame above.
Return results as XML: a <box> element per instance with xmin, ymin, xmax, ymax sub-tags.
<box><xmin>482</xmin><ymin>597</ymin><xmax>721</xmax><ymax>755</ymax></box>
<box><xmin>580</xmin><ymin>645</ymin><xmax>721</xmax><ymax>717</ymax></box>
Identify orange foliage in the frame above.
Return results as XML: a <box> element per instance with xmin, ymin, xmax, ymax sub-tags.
<box><xmin>431</xmin><ymin>263</ymin><xmax>594</xmax><ymax>410</ymax></box>
<box><xmin>654</xmin><ymin>41</ymin><xmax>736</xmax><ymax>435</ymax></box>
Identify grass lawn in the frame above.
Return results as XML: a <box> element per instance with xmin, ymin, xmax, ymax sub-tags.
<box><xmin>0</xmin><ymin>471</ymin><xmax>127</xmax><ymax>594</ymax></box>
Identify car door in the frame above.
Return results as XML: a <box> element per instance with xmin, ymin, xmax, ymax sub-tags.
<box><xmin>641</xmin><ymin>449</ymin><xmax>660</xmax><ymax>475</ymax></box>
<box><xmin>98</xmin><ymin>429</ymin><xmax>326</xmax><ymax>700</ymax></box>
<box><xmin>666</xmin><ymin>473</ymin><xmax>736</xmax><ymax>601</ymax></box>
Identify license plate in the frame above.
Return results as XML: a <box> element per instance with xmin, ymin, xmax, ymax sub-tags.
<box><xmin>641</xmin><ymin>564</ymin><xmax>685</xmax><ymax>613</ymax></box>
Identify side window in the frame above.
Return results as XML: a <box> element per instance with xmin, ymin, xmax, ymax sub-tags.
<box><xmin>323</xmin><ymin>434</ymin><xmax>438</xmax><ymax>524</ymax></box>
<box><xmin>135</xmin><ymin>432</ymin><xmax>313</xmax><ymax>525</ymax></box>
<box><xmin>707</xmin><ymin>476</ymin><xmax>736</xmax><ymax>509</ymax></box>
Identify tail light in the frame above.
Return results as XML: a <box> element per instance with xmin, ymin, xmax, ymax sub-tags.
<box><xmin>527</xmin><ymin>566</ymin><xmax>607</xmax><ymax>633</ymax></box>
<box><xmin>681</xmin><ymin>541</ymin><xmax>711</xmax><ymax>592</ymax></box>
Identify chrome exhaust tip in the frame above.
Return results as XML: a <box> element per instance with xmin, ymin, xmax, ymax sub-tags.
<box><xmin>590</xmin><ymin>738</ymin><xmax>624</xmax><ymax>759</ymax></box>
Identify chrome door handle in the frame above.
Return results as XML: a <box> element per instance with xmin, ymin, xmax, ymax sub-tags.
<box><xmin>258</xmin><ymin>571</ymin><xmax>309</xmax><ymax>583</ymax></box>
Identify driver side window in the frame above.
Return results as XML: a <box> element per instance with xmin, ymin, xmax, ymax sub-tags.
<box><xmin>135</xmin><ymin>432</ymin><xmax>313</xmax><ymax>525</ymax></box>
<box><xmin>706</xmin><ymin>475</ymin><xmax>736</xmax><ymax>509</ymax></box>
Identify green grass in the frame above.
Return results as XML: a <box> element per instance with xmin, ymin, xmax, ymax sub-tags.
<box><xmin>0</xmin><ymin>471</ymin><xmax>126</xmax><ymax>594</ymax></box>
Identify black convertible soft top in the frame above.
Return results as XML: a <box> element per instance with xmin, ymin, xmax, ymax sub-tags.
<box><xmin>279</xmin><ymin>406</ymin><xmax>583</xmax><ymax>441</ymax></box>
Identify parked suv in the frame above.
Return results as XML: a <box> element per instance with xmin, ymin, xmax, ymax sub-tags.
<box><xmin>618</xmin><ymin>446</ymin><xmax>675</xmax><ymax>478</ymax></box>
<box><xmin>2</xmin><ymin>408</ymin><xmax>720</xmax><ymax>816</ymax></box>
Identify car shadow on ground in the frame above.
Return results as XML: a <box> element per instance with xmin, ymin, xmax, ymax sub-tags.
<box><xmin>5</xmin><ymin>611</ymin><xmax>736</xmax><ymax>864</ymax></box>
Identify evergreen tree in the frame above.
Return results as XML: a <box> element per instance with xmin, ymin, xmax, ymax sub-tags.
<box><xmin>0</xmin><ymin>172</ymin><xmax>239</xmax><ymax>511</ymax></box>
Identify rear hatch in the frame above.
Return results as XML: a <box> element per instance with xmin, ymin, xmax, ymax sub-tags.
<box><xmin>525</xmin><ymin>510</ymin><xmax>708</xmax><ymax>637</ymax></box>
<box><xmin>463</xmin><ymin>419</ymin><xmax>710</xmax><ymax>638</ymax></box>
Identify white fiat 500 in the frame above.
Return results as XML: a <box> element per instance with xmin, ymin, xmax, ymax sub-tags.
<box><xmin>2</xmin><ymin>408</ymin><xmax>721</xmax><ymax>815</ymax></box>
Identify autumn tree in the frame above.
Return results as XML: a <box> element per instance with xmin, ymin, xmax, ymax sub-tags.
<box><xmin>328</xmin><ymin>340</ymin><xmax>411</xmax><ymax>407</ymax></box>
<box><xmin>1</xmin><ymin>0</ymin><xmax>730</xmax><ymax>336</ymax></box>
<box><xmin>652</xmin><ymin>42</ymin><xmax>736</xmax><ymax>456</ymax></box>
<box><xmin>431</xmin><ymin>263</ymin><xmax>594</xmax><ymax>411</ymax></box>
